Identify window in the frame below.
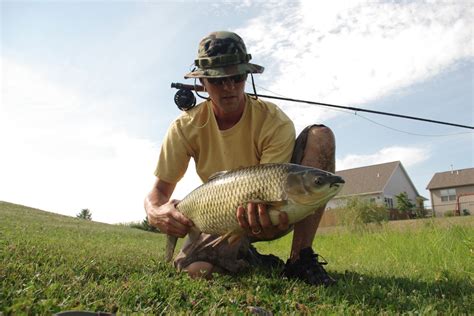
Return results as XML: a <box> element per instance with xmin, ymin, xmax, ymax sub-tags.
<box><xmin>384</xmin><ymin>197</ymin><xmax>394</xmax><ymax>208</ymax></box>
<box><xmin>440</xmin><ymin>188</ymin><xmax>456</xmax><ymax>202</ymax></box>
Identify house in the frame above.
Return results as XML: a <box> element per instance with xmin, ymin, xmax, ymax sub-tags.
<box><xmin>326</xmin><ymin>161</ymin><xmax>425</xmax><ymax>213</ymax></box>
<box><xmin>426</xmin><ymin>167</ymin><xmax>474</xmax><ymax>217</ymax></box>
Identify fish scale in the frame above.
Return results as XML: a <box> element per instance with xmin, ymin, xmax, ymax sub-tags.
<box><xmin>177</xmin><ymin>164</ymin><xmax>289</xmax><ymax>235</ymax></box>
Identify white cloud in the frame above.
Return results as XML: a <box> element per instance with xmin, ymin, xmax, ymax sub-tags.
<box><xmin>0</xmin><ymin>58</ymin><xmax>159</xmax><ymax>224</ymax></box>
<box><xmin>237</xmin><ymin>1</ymin><xmax>473</xmax><ymax>133</ymax></box>
<box><xmin>336</xmin><ymin>146</ymin><xmax>431</xmax><ymax>171</ymax></box>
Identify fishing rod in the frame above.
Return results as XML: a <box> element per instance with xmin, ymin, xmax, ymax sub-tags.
<box><xmin>171</xmin><ymin>82</ymin><xmax>474</xmax><ymax>130</ymax></box>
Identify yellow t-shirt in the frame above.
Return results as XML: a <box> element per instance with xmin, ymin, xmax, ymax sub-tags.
<box><xmin>155</xmin><ymin>95</ymin><xmax>295</xmax><ymax>183</ymax></box>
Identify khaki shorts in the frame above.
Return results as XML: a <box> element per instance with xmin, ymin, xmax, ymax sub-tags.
<box><xmin>174</xmin><ymin>233</ymin><xmax>252</xmax><ymax>273</ymax></box>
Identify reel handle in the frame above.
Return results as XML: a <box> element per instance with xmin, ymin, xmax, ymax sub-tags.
<box><xmin>171</xmin><ymin>82</ymin><xmax>205</xmax><ymax>92</ymax></box>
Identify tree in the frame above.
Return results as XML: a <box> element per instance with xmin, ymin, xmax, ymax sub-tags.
<box><xmin>395</xmin><ymin>192</ymin><xmax>415</xmax><ymax>218</ymax></box>
<box><xmin>76</xmin><ymin>208</ymin><xmax>92</xmax><ymax>221</ymax></box>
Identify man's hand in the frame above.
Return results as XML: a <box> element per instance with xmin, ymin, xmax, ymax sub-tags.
<box><xmin>147</xmin><ymin>199</ymin><xmax>194</xmax><ymax>238</ymax></box>
<box><xmin>236</xmin><ymin>203</ymin><xmax>289</xmax><ymax>240</ymax></box>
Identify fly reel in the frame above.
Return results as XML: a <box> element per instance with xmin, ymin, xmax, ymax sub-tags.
<box><xmin>174</xmin><ymin>88</ymin><xmax>196</xmax><ymax>111</ymax></box>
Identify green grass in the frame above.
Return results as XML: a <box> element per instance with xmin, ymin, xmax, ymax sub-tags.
<box><xmin>1</xmin><ymin>201</ymin><xmax>473</xmax><ymax>314</ymax></box>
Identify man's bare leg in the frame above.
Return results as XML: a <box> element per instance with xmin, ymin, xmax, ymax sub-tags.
<box><xmin>290</xmin><ymin>125</ymin><xmax>335</xmax><ymax>262</ymax></box>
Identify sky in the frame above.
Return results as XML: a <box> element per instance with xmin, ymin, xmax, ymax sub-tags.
<box><xmin>1</xmin><ymin>0</ymin><xmax>473</xmax><ymax>224</ymax></box>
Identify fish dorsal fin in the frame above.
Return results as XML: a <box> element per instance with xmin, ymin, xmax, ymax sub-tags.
<box><xmin>207</xmin><ymin>165</ymin><xmax>249</xmax><ymax>181</ymax></box>
<box><xmin>207</xmin><ymin>170</ymin><xmax>230</xmax><ymax>181</ymax></box>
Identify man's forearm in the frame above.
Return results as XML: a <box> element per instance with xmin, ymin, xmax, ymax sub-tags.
<box><xmin>144</xmin><ymin>178</ymin><xmax>176</xmax><ymax>218</ymax></box>
<box><xmin>144</xmin><ymin>190</ymin><xmax>168</xmax><ymax>216</ymax></box>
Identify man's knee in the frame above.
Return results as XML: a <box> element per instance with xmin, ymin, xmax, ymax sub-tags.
<box><xmin>184</xmin><ymin>261</ymin><xmax>215</xmax><ymax>279</ymax></box>
<box><xmin>291</xmin><ymin>124</ymin><xmax>335</xmax><ymax>172</ymax></box>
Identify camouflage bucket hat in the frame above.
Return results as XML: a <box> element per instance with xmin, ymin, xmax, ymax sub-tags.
<box><xmin>184</xmin><ymin>31</ymin><xmax>264</xmax><ymax>79</ymax></box>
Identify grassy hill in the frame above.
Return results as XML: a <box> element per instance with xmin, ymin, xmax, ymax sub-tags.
<box><xmin>1</xmin><ymin>201</ymin><xmax>473</xmax><ymax>314</ymax></box>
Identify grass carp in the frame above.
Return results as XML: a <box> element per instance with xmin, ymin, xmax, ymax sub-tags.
<box><xmin>166</xmin><ymin>163</ymin><xmax>344</xmax><ymax>261</ymax></box>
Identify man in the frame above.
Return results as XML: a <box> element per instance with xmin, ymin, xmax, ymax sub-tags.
<box><xmin>144</xmin><ymin>31</ymin><xmax>336</xmax><ymax>286</ymax></box>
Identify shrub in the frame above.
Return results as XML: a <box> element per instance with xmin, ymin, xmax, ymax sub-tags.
<box><xmin>444</xmin><ymin>210</ymin><xmax>455</xmax><ymax>217</ymax></box>
<box><xmin>128</xmin><ymin>218</ymin><xmax>159</xmax><ymax>232</ymax></box>
<box><xmin>337</xmin><ymin>197</ymin><xmax>388</xmax><ymax>231</ymax></box>
<box><xmin>414</xmin><ymin>196</ymin><xmax>428</xmax><ymax>218</ymax></box>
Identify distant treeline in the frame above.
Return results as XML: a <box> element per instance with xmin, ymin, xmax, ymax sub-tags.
<box><xmin>120</xmin><ymin>218</ymin><xmax>160</xmax><ymax>233</ymax></box>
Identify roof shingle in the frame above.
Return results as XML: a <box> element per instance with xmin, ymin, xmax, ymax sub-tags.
<box><xmin>426</xmin><ymin>168</ymin><xmax>474</xmax><ymax>190</ymax></box>
<box><xmin>335</xmin><ymin>161</ymin><xmax>400</xmax><ymax>197</ymax></box>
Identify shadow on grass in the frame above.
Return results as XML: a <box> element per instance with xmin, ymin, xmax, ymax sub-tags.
<box><xmin>244</xmin><ymin>267</ymin><xmax>472</xmax><ymax>313</ymax></box>
<box><xmin>332</xmin><ymin>270</ymin><xmax>471</xmax><ymax>307</ymax></box>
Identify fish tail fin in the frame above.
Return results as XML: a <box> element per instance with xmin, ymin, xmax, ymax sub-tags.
<box><xmin>188</xmin><ymin>226</ymin><xmax>202</xmax><ymax>242</ymax></box>
<box><xmin>165</xmin><ymin>235</ymin><xmax>178</xmax><ymax>262</ymax></box>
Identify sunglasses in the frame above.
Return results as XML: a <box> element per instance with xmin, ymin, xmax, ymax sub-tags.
<box><xmin>207</xmin><ymin>73</ymin><xmax>248</xmax><ymax>85</ymax></box>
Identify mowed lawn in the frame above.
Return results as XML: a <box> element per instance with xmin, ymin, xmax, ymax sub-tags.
<box><xmin>1</xmin><ymin>201</ymin><xmax>473</xmax><ymax>315</ymax></box>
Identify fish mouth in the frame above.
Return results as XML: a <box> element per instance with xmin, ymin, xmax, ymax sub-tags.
<box><xmin>320</xmin><ymin>175</ymin><xmax>345</xmax><ymax>187</ymax></box>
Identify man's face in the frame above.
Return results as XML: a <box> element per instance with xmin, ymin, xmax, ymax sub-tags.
<box><xmin>201</xmin><ymin>74</ymin><xmax>247</xmax><ymax>114</ymax></box>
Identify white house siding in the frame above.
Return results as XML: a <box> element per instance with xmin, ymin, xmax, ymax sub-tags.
<box><xmin>383</xmin><ymin>166</ymin><xmax>418</xmax><ymax>208</ymax></box>
<box><xmin>326</xmin><ymin>193</ymin><xmax>383</xmax><ymax>209</ymax></box>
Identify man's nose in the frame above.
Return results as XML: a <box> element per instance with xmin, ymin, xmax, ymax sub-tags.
<box><xmin>221</xmin><ymin>78</ymin><xmax>235</xmax><ymax>90</ymax></box>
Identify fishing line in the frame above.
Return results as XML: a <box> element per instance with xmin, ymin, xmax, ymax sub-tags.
<box><xmin>245</xmin><ymin>82</ymin><xmax>474</xmax><ymax>136</ymax></box>
<box><xmin>353</xmin><ymin>112</ymin><xmax>473</xmax><ymax>137</ymax></box>
<box><xmin>253</xmin><ymin>82</ymin><xmax>472</xmax><ymax>136</ymax></box>
<box><xmin>250</xmin><ymin>92</ymin><xmax>474</xmax><ymax>130</ymax></box>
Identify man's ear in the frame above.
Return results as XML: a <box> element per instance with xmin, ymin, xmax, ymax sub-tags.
<box><xmin>199</xmin><ymin>78</ymin><xmax>206</xmax><ymax>91</ymax></box>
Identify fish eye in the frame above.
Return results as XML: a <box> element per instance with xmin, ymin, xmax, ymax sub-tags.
<box><xmin>314</xmin><ymin>177</ymin><xmax>322</xmax><ymax>185</ymax></box>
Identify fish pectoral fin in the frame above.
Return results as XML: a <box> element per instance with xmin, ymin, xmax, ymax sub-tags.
<box><xmin>266</xmin><ymin>201</ymin><xmax>288</xmax><ymax>225</ymax></box>
<box><xmin>243</xmin><ymin>201</ymin><xmax>287</xmax><ymax>225</ymax></box>
<box><xmin>267</xmin><ymin>209</ymin><xmax>282</xmax><ymax>226</ymax></box>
